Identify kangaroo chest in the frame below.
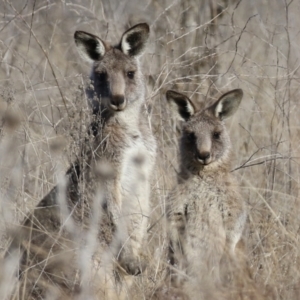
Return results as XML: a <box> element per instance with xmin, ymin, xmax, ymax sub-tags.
<box><xmin>92</xmin><ymin>120</ymin><xmax>155</xmax><ymax>210</ymax></box>
<box><xmin>182</xmin><ymin>176</ymin><xmax>227</xmax><ymax>230</ymax></box>
<box><xmin>97</xmin><ymin>120</ymin><xmax>154</xmax><ymax>164</ymax></box>
<box><xmin>169</xmin><ymin>175</ymin><xmax>231</xmax><ymax>255</ymax></box>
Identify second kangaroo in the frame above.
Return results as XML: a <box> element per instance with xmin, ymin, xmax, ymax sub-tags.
<box><xmin>166</xmin><ymin>89</ymin><xmax>246</xmax><ymax>296</ymax></box>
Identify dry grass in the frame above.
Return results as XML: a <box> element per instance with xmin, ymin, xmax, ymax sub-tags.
<box><xmin>0</xmin><ymin>0</ymin><xmax>300</xmax><ymax>299</ymax></box>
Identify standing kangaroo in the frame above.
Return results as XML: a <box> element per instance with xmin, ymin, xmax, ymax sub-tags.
<box><xmin>165</xmin><ymin>89</ymin><xmax>246</xmax><ymax>298</ymax></box>
<box><xmin>73</xmin><ymin>22</ymin><xmax>156</xmax><ymax>274</ymax></box>
<box><xmin>6</xmin><ymin>23</ymin><xmax>156</xmax><ymax>299</ymax></box>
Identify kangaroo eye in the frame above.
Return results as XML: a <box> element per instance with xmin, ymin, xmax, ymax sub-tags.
<box><xmin>98</xmin><ymin>72</ymin><xmax>107</xmax><ymax>82</ymax></box>
<box><xmin>213</xmin><ymin>132</ymin><xmax>221</xmax><ymax>139</ymax></box>
<box><xmin>187</xmin><ymin>132</ymin><xmax>196</xmax><ymax>142</ymax></box>
<box><xmin>127</xmin><ymin>71</ymin><xmax>135</xmax><ymax>79</ymax></box>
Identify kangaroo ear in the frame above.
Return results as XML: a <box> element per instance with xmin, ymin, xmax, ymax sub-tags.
<box><xmin>166</xmin><ymin>90</ymin><xmax>196</xmax><ymax>121</ymax></box>
<box><xmin>211</xmin><ymin>89</ymin><xmax>243</xmax><ymax>120</ymax></box>
<box><xmin>74</xmin><ymin>31</ymin><xmax>106</xmax><ymax>63</ymax></box>
<box><xmin>120</xmin><ymin>23</ymin><xmax>150</xmax><ymax>57</ymax></box>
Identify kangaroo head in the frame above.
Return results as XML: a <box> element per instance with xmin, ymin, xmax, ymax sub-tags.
<box><xmin>74</xmin><ymin>23</ymin><xmax>149</xmax><ymax>114</ymax></box>
<box><xmin>166</xmin><ymin>89</ymin><xmax>243</xmax><ymax>172</ymax></box>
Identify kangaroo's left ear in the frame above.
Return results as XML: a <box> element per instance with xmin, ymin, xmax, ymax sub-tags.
<box><xmin>210</xmin><ymin>89</ymin><xmax>243</xmax><ymax>120</ymax></box>
<box><xmin>120</xmin><ymin>23</ymin><xmax>150</xmax><ymax>57</ymax></box>
<box><xmin>74</xmin><ymin>31</ymin><xmax>106</xmax><ymax>63</ymax></box>
<box><xmin>166</xmin><ymin>90</ymin><xmax>196</xmax><ymax>121</ymax></box>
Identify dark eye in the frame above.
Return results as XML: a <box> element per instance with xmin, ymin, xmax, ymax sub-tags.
<box><xmin>127</xmin><ymin>71</ymin><xmax>135</xmax><ymax>79</ymax></box>
<box><xmin>213</xmin><ymin>132</ymin><xmax>221</xmax><ymax>139</ymax></box>
<box><xmin>186</xmin><ymin>132</ymin><xmax>196</xmax><ymax>142</ymax></box>
<box><xmin>98</xmin><ymin>72</ymin><xmax>107</xmax><ymax>82</ymax></box>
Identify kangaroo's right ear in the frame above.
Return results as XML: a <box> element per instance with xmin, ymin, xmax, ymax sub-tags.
<box><xmin>74</xmin><ymin>31</ymin><xmax>106</xmax><ymax>63</ymax></box>
<box><xmin>166</xmin><ymin>90</ymin><xmax>196</xmax><ymax>121</ymax></box>
<box><xmin>211</xmin><ymin>89</ymin><xmax>243</xmax><ymax>120</ymax></box>
<box><xmin>120</xmin><ymin>23</ymin><xmax>150</xmax><ymax>57</ymax></box>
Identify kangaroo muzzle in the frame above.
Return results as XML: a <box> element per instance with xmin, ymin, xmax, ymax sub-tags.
<box><xmin>110</xmin><ymin>95</ymin><xmax>126</xmax><ymax>111</ymax></box>
<box><xmin>197</xmin><ymin>151</ymin><xmax>211</xmax><ymax>165</ymax></box>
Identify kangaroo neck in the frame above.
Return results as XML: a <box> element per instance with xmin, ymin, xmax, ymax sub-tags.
<box><xmin>100</xmin><ymin>100</ymin><xmax>143</xmax><ymax>127</ymax></box>
<box><xmin>178</xmin><ymin>164</ymin><xmax>228</xmax><ymax>184</ymax></box>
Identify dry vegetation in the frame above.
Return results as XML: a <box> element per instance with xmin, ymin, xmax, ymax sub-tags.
<box><xmin>0</xmin><ymin>0</ymin><xmax>300</xmax><ymax>299</ymax></box>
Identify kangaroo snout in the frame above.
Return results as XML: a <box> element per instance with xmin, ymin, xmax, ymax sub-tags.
<box><xmin>110</xmin><ymin>95</ymin><xmax>126</xmax><ymax>111</ymax></box>
<box><xmin>197</xmin><ymin>151</ymin><xmax>211</xmax><ymax>165</ymax></box>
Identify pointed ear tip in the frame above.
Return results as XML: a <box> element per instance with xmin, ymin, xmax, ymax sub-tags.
<box><xmin>129</xmin><ymin>23</ymin><xmax>150</xmax><ymax>38</ymax></box>
<box><xmin>137</xmin><ymin>23</ymin><xmax>150</xmax><ymax>31</ymax></box>
<box><xmin>74</xmin><ymin>31</ymin><xmax>86</xmax><ymax>41</ymax></box>
<box><xmin>166</xmin><ymin>90</ymin><xmax>178</xmax><ymax>100</ymax></box>
<box><xmin>235</xmin><ymin>89</ymin><xmax>244</xmax><ymax>98</ymax></box>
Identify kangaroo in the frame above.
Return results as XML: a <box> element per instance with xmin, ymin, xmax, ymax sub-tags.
<box><xmin>73</xmin><ymin>22</ymin><xmax>156</xmax><ymax>274</ymax></box>
<box><xmin>165</xmin><ymin>89</ymin><xmax>246</xmax><ymax>298</ymax></box>
<box><xmin>5</xmin><ymin>23</ymin><xmax>156</xmax><ymax>299</ymax></box>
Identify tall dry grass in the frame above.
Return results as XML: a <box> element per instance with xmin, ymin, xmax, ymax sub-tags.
<box><xmin>0</xmin><ymin>0</ymin><xmax>299</xmax><ymax>299</ymax></box>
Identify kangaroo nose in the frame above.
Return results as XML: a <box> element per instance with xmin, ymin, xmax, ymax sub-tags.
<box><xmin>197</xmin><ymin>151</ymin><xmax>211</xmax><ymax>164</ymax></box>
<box><xmin>110</xmin><ymin>95</ymin><xmax>126</xmax><ymax>111</ymax></box>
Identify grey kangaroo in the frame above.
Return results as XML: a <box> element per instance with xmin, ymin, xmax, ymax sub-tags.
<box><xmin>165</xmin><ymin>89</ymin><xmax>246</xmax><ymax>298</ymax></box>
<box><xmin>6</xmin><ymin>23</ymin><xmax>156</xmax><ymax>299</ymax></box>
